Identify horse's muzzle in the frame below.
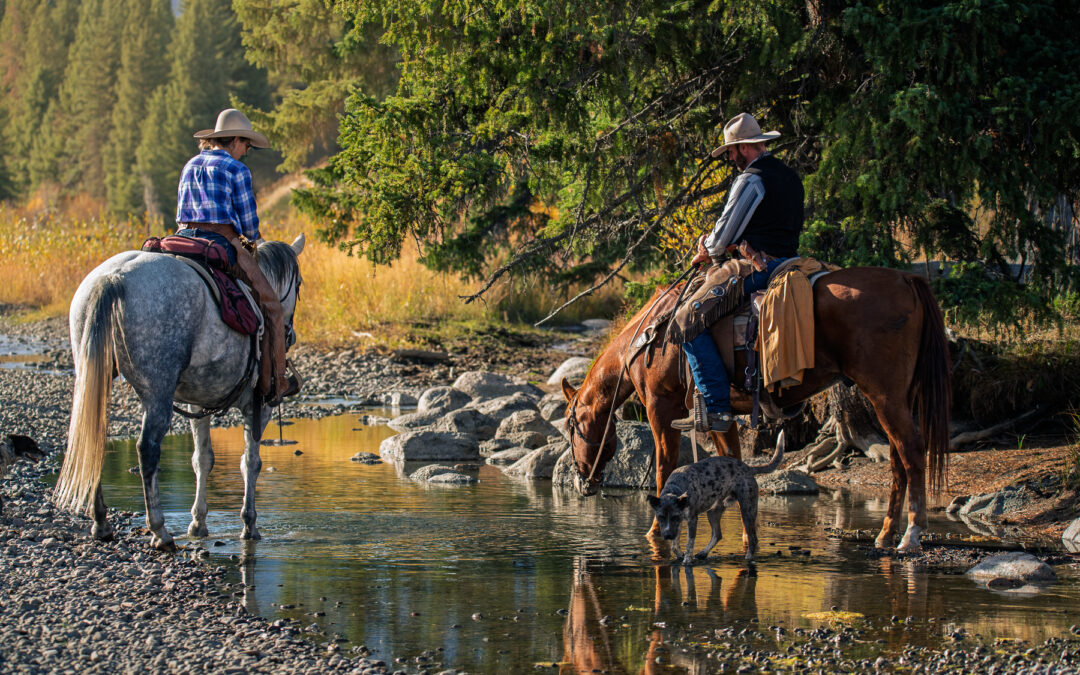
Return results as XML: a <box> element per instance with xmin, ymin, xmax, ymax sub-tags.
<box><xmin>575</xmin><ymin>473</ymin><xmax>600</xmax><ymax>497</ymax></box>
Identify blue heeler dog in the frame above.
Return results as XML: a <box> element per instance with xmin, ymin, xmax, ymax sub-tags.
<box><xmin>647</xmin><ymin>431</ymin><xmax>786</xmax><ymax>564</ymax></box>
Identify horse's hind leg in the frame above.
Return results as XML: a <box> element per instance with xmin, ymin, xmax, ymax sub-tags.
<box><xmin>137</xmin><ymin>399</ymin><xmax>176</xmax><ymax>551</ymax></box>
<box><xmin>187</xmin><ymin>416</ymin><xmax>213</xmax><ymax>538</ymax></box>
<box><xmin>91</xmin><ymin>484</ymin><xmax>114</xmax><ymax>541</ymax></box>
<box><xmin>239</xmin><ymin>405</ymin><xmax>269</xmax><ymax>540</ymax></box>
<box><xmin>874</xmin><ymin>444</ymin><xmax>908</xmax><ymax>549</ymax></box>
<box><xmin>870</xmin><ymin>400</ymin><xmax>927</xmax><ymax>553</ymax></box>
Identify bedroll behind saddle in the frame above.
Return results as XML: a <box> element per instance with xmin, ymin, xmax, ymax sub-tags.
<box><xmin>141</xmin><ymin>236</ymin><xmax>260</xmax><ymax>336</ymax></box>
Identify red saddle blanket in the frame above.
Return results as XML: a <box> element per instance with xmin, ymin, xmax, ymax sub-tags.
<box><xmin>141</xmin><ymin>236</ymin><xmax>260</xmax><ymax>336</ymax></box>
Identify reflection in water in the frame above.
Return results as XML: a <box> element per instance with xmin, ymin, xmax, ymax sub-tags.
<box><xmin>93</xmin><ymin>413</ymin><xmax>1079</xmax><ymax>672</ymax></box>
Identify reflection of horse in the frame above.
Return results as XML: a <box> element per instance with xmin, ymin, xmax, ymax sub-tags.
<box><xmin>54</xmin><ymin>237</ymin><xmax>305</xmax><ymax>550</ymax></box>
<box><xmin>562</xmin><ymin>267</ymin><xmax>951</xmax><ymax>552</ymax></box>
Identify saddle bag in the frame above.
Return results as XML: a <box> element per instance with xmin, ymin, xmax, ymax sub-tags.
<box><xmin>141</xmin><ymin>236</ymin><xmax>259</xmax><ymax>336</ymax></box>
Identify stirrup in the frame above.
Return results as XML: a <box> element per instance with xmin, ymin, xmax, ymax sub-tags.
<box><xmin>266</xmin><ymin>360</ymin><xmax>303</xmax><ymax>407</ymax></box>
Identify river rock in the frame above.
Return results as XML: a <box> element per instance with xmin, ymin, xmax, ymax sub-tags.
<box><xmin>495</xmin><ymin>431</ymin><xmax>549</xmax><ymax>450</ymax></box>
<box><xmin>757</xmin><ymin>470</ymin><xmax>819</xmax><ymax>495</ymax></box>
<box><xmin>379</xmin><ymin>431</ymin><xmax>480</xmax><ymax>462</ymax></box>
<box><xmin>546</xmin><ymin>357</ymin><xmax>592</xmax><ymax>386</ymax></box>
<box><xmin>409</xmin><ymin>464</ymin><xmax>460</xmax><ymax>482</ymax></box>
<box><xmin>538</xmin><ymin>393</ymin><xmax>568</xmax><ymax>421</ymax></box>
<box><xmin>386</xmin><ymin>409</ymin><xmax>444</xmax><ymax>432</ymax></box>
<box><xmin>504</xmin><ymin>442</ymin><xmax>569</xmax><ymax>479</ymax></box>
<box><xmin>465</xmin><ymin>392</ymin><xmax>539</xmax><ymax>424</ymax></box>
<box><xmin>381</xmin><ymin>391</ymin><xmax>418</xmax><ymax>407</ymax></box>
<box><xmin>495</xmin><ymin>410</ymin><xmax>556</xmax><ymax>438</ymax></box>
<box><xmin>958</xmin><ymin>485</ymin><xmax>1031</xmax><ymax>521</ymax></box>
<box><xmin>966</xmin><ymin>552</ymin><xmax>1057</xmax><ymax>584</ymax></box>
<box><xmin>946</xmin><ymin>495</ymin><xmax>971</xmax><ymax>514</ymax></box>
<box><xmin>480</xmin><ymin>438</ymin><xmax>516</xmax><ymax>456</ymax></box>
<box><xmin>1063</xmin><ymin>517</ymin><xmax>1080</xmax><ymax>551</ymax></box>
<box><xmin>452</xmin><ymin>371</ymin><xmax>542</xmax><ymax>401</ymax></box>
<box><xmin>432</xmin><ymin>408</ymin><xmax>493</xmax><ymax>437</ymax></box>
<box><xmin>417</xmin><ymin>386</ymin><xmax>471</xmax><ymax>415</ymax></box>
<box><xmin>487</xmin><ymin>448</ymin><xmax>533</xmax><ymax>466</ymax></box>
<box><xmin>349</xmin><ymin>452</ymin><xmax>381</xmax><ymax>465</ymax></box>
<box><xmin>427</xmin><ymin>472</ymin><xmax>478</xmax><ymax>485</ymax></box>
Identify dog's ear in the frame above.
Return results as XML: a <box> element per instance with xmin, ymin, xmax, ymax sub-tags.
<box><xmin>561</xmin><ymin>378</ymin><xmax>578</xmax><ymax>403</ymax></box>
<box><xmin>646</xmin><ymin>494</ymin><xmax>661</xmax><ymax>509</ymax></box>
<box><xmin>676</xmin><ymin>493</ymin><xmax>690</xmax><ymax>509</ymax></box>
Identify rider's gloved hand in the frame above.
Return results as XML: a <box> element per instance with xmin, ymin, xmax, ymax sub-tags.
<box><xmin>690</xmin><ymin>234</ymin><xmax>713</xmax><ymax>267</ymax></box>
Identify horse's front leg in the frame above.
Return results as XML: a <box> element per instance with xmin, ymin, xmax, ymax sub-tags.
<box><xmin>645</xmin><ymin>399</ymin><xmax>685</xmax><ymax>540</ymax></box>
<box><xmin>187</xmin><ymin>416</ymin><xmax>213</xmax><ymax>537</ymax></box>
<box><xmin>240</xmin><ymin>403</ymin><xmax>270</xmax><ymax>540</ymax></box>
<box><xmin>138</xmin><ymin>400</ymin><xmax>175</xmax><ymax>551</ymax></box>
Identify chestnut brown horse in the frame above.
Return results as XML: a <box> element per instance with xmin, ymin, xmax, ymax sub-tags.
<box><xmin>561</xmin><ymin>266</ymin><xmax>951</xmax><ymax>552</ymax></box>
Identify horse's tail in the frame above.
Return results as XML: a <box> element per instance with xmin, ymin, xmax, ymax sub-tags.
<box><xmin>909</xmin><ymin>275</ymin><xmax>952</xmax><ymax>492</ymax></box>
<box><xmin>54</xmin><ymin>275</ymin><xmax>122</xmax><ymax>515</ymax></box>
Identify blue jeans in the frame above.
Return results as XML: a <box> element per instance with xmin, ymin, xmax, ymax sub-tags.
<box><xmin>682</xmin><ymin>258</ymin><xmax>787</xmax><ymax>414</ymax></box>
<box><xmin>176</xmin><ymin>227</ymin><xmax>238</xmax><ymax>267</ymax></box>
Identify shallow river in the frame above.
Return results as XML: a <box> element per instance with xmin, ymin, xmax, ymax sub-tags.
<box><xmin>97</xmin><ymin>412</ymin><xmax>1080</xmax><ymax>673</ymax></box>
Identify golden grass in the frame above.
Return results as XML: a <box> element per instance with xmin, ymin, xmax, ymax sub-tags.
<box><xmin>0</xmin><ymin>198</ymin><xmax>628</xmax><ymax>345</ymax></box>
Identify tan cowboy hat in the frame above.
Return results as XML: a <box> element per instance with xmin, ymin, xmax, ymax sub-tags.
<box><xmin>710</xmin><ymin>112</ymin><xmax>781</xmax><ymax>157</ymax></box>
<box><xmin>193</xmin><ymin>109</ymin><xmax>270</xmax><ymax>149</ymax></box>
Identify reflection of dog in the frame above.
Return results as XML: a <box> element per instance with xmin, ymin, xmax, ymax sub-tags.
<box><xmin>647</xmin><ymin>431</ymin><xmax>785</xmax><ymax>563</ymax></box>
<box><xmin>1</xmin><ymin>435</ymin><xmax>46</xmax><ymax>512</ymax></box>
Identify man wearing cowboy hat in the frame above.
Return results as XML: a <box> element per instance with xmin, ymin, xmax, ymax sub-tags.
<box><xmin>670</xmin><ymin>112</ymin><xmax>804</xmax><ymax>434</ymax></box>
<box><xmin>176</xmin><ymin>108</ymin><xmax>299</xmax><ymax>406</ymax></box>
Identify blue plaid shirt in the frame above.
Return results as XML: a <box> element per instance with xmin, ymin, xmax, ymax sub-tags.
<box><xmin>176</xmin><ymin>149</ymin><xmax>260</xmax><ymax>240</ymax></box>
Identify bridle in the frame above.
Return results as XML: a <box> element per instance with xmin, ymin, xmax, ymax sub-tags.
<box><xmin>566</xmin><ymin>264</ymin><xmax>702</xmax><ymax>490</ymax></box>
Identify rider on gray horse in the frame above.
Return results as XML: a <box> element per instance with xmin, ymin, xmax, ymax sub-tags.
<box><xmin>176</xmin><ymin>109</ymin><xmax>300</xmax><ymax>406</ymax></box>
<box><xmin>670</xmin><ymin>112</ymin><xmax>804</xmax><ymax>434</ymax></box>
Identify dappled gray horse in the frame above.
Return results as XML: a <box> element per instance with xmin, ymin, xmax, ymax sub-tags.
<box><xmin>54</xmin><ymin>235</ymin><xmax>305</xmax><ymax>550</ymax></box>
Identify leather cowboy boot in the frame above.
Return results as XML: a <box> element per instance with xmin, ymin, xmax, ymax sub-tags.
<box><xmin>670</xmin><ymin>389</ymin><xmax>734</xmax><ymax>433</ymax></box>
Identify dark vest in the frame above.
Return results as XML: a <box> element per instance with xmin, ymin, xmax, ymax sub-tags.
<box><xmin>741</xmin><ymin>154</ymin><xmax>804</xmax><ymax>258</ymax></box>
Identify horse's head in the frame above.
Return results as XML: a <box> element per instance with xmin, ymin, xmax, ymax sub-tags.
<box><xmin>257</xmin><ymin>234</ymin><xmax>305</xmax><ymax>348</ymax></box>
<box><xmin>562</xmin><ymin>377</ymin><xmax>617</xmax><ymax>497</ymax></box>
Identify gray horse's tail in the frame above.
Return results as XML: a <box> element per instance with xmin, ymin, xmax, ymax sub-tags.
<box><xmin>54</xmin><ymin>275</ymin><xmax>123</xmax><ymax>515</ymax></box>
<box><xmin>752</xmin><ymin>430</ymin><xmax>787</xmax><ymax>475</ymax></box>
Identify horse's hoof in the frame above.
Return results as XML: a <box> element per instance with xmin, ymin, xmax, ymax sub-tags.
<box><xmin>873</xmin><ymin>534</ymin><xmax>893</xmax><ymax>549</ymax></box>
<box><xmin>187</xmin><ymin>522</ymin><xmax>208</xmax><ymax>538</ymax></box>
<box><xmin>241</xmin><ymin>527</ymin><xmax>261</xmax><ymax>541</ymax></box>
<box><xmin>91</xmin><ymin>522</ymin><xmax>115</xmax><ymax>542</ymax></box>
<box><xmin>152</xmin><ymin>538</ymin><xmax>178</xmax><ymax>553</ymax></box>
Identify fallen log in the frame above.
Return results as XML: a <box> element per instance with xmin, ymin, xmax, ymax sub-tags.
<box><xmin>949</xmin><ymin>406</ymin><xmax>1043</xmax><ymax>450</ymax></box>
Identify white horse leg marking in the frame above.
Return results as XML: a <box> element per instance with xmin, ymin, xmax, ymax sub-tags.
<box><xmin>240</xmin><ymin>422</ymin><xmax>263</xmax><ymax>540</ymax></box>
<box><xmin>188</xmin><ymin>416</ymin><xmax>213</xmax><ymax>537</ymax></box>
<box><xmin>144</xmin><ymin>472</ymin><xmax>174</xmax><ymax>550</ymax></box>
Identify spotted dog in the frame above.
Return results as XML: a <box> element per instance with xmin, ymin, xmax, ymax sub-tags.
<box><xmin>0</xmin><ymin>434</ymin><xmax>45</xmax><ymax>513</ymax></box>
<box><xmin>647</xmin><ymin>431</ymin><xmax>786</xmax><ymax>563</ymax></box>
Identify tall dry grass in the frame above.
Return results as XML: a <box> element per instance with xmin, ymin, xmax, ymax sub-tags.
<box><xmin>0</xmin><ymin>196</ymin><xmax>627</xmax><ymax>344</ymax></box>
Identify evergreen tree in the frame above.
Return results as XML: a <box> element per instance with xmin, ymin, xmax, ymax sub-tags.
<box><xmin>48</xmin><ymin>0</ymin><xmax>126</xmax><ymax>196</ymax></box>
<box><xmin>0</xmin><ymin>0</ymin><xmax>80</xmax><ymax>191</ymax></box>
<box><xmin>233</xmin><ymin>0</ymin><xmax>397</xmax><ymax>172</ymax></box>
<box><xmin>104</xmin><ymin>0</ymin><xmax>173</xmax><ymax>215</ymax></box>
<box><xmin>136</xmin><ymin>0</ymin><xmax>270</xmax><ymax>220</ymax></box>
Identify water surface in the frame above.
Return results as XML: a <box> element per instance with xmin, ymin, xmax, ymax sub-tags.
<box><xmin>97</xmin><ymin>413</ymin><xmax>1080</xmax><ymax>672</ymax></box>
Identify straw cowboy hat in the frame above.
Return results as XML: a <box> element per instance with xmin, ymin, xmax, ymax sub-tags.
<box><xmin>193</xmin><ymin>109</ymin><xmax>270</xmax><ymax>149</ymax></box>
<box><xmin>710</xmin><ymin>112</ymin><xmax>781</xmax><ymax>158</ymax></box>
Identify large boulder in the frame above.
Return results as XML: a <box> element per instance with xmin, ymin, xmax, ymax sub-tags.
<box><xmin>958</xmin><ymin>486</ymin><xmax>1032</xmax><ymax>521</ymax></box>
<box><xmin>387</xmin><ymin>409</ymin><xmax>443</xmax><ymax>432</ymax></box>
<box><xmin>550</xmin><ymin>421</ymin><xmax>703</xmax><ymax>490</ymax></box>
<box><xmin>409</xmin><ymin>464</ymin><xmax>461</xmax><ymax>482</ymax></box>
<box><xmin>417</xmin><ymin>386</ymin><xmax>471</xmax><ymax>415</ymax></box>
<box><xmin>466</xmin><ymin>392</ymin><xmax>539</xmax><ymax>424</ymax></box>
<box><xmin>380</xmin><ymin>391</ymin><xmax>418</xmax><ymax>407</ymax></box>
<box><xmin>379</xmin><ymin>431</ymin><xmax>480</xmax><ymax>462</ymax></box>
<box><xmin>757</xmin><ymin>470</ymin><xmax>819</xmax><ymax>495</ymax></box>
<box><xmin>432</xmin><ymin>408</ymin><xmax>488</xmax><ymax>437</ymax></box>
<box><xmin>539</xmin><ymin>393</ymin><xmax>568</xmax><ymax>421</ymax></box>
<box><xmin>495</xmin><ymin>431</ymin><xmax>549</xmax><ymax>450</ymax></box>
<box><xmin>504</xmin><ymin>442</ymin><xmax>570</xmax><ymax>479</ymax></box>
<box><xmin>487</xmin><ymin>447</ymin><xmax>534</xmax><ymax>466</ymax></box>
<box><xmin>453</xmin><ymin>371</ymin><xmax>543</xmax><ymax>401</ymax></box>
<box><xmin>546</xmin><ymin>357</ymin><xmax>593</xmax><ymax>386</ymax></box>
<box><xmin>496</xmin><ymin>410</ymin><xmax>557</xmax><ymax>438</ymax></box>
<box><xmin>966</xmin><ymin>552</ymin><xmax>1057</xmax><ymax>585</ymax></box>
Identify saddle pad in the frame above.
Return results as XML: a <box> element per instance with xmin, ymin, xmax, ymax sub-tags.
<box><xmin>141</xmin><ymin>240</ymin><xmax>260</xmax><ymax>336</ymax></box>
<box><xmin>143</xmin><ymin>235</ymin><xmax>231</xmax><ymax>273</ymax></box>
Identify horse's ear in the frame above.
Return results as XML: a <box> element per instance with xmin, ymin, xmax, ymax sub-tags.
<box><xmin>561</xmin><ymin>377</ymin><xmax>577</xmax><ymax>402</ymax></box>
<box><xmin>291</xmin><ymin>233</ymin><xmax>306</xmax><ymax>255</ymax></box>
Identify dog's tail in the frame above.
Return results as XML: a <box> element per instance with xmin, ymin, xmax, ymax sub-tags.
<box><xmin>752</xmin><ymin>430</ymin><xmax>787</xmax><ymax>475</ymax></box>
